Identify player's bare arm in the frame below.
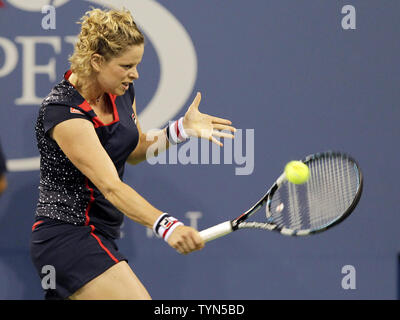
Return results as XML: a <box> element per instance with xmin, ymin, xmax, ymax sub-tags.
<box><xmin>51</xmin><ymin>118</ymin><xmax>162</xmax><ymax>228</ymax></box>
<box><xmin>127</xmin><ymin>92</ymin><xmax>236</xmax><ymax>165</ymax></box>
<box><xmin>51</xmin><ymin>118</ymin><xmax>204</xmax><ymax>253</ymax></box>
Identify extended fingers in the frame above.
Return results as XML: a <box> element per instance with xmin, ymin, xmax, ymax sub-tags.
<box><xmin>211</xmin><ymin>116</ymin><xmax>232</xmax><ymax>125</ymax></box>
<box><xmin>209</xmin><ymin>130</ymin><xmax>234</xmax><ymax>147</ymax></box>
<box><xmin>213</xmin><ymin>123</ymin><xmax>236</xmax><ymax>133</ymax></box>
<box><xmin>213</xmin><ymin>130</ymin><xmax>235</xmax><ymax>139</ymax></box>
<box><xmin>210</xmin><ymin>118</ymin><xmax>236</xmax><ymax>141</ymax></box>
<box><xmin>211</xmin><ymin>137</ymin><xmax>223</xmax><ymax>147</ymax></box>
<box><xmin>190</xmin><ymin>92</ymin><xmax>202</xmax><ymax>110</ymax></box>
<box><xmin>209</xmin><ymin>123</ymin><xmax>236</xmax><ymax>147</ymax></box>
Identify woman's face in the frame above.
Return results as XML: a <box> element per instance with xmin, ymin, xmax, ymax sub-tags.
<box><xmin>96</xmin><ymin>44</ymin><xmax>144</xmax><ymax>96</ymax></box>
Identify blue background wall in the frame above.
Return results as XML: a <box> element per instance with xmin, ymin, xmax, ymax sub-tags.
<box><xmin>0</xmin><ymin>0</ymin><xmax>399</xmax><ymax>299</ymax></box>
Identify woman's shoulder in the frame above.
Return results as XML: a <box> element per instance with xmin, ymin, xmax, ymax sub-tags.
<box><xmin>42</xmin><ymin>78</ymin><xmax>83</xmax><ymax>108</ymax></box>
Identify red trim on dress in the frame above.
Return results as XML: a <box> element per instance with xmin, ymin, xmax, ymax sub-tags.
<box><xmin>84</xmin><ymin>178</ymin><xmax>95</xmax><ymax>226</ymax></box>
<box><xmin>32</xmin><ymin>220</ymin><xmax>44</xmax><ymax>231</ymax></box>
<box><xmin>89</xmin><ymin>225</ymin><xmax>119</xmax><ymax>263</ymax></box>
<box><xmin>65</xmin><ymin>70</ymin><xmax>120</xmax><ymax>128</ymax></box>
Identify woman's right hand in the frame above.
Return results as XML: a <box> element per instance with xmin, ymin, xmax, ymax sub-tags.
<box><xmin>167</xmin><ymin>225</ymin><xmax>205</xmax><ymax>254</ymax></box>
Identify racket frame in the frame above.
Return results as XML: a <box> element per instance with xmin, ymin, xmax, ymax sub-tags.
<box><xmin>200</xmin><ymin>151</ymin><xmax>363</xmax><ymax>242</ymax></box>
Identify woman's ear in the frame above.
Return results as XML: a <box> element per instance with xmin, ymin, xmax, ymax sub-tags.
<box><xmin>90</xmin><ymin>53</ymin><xmax>104</xmax><ymax>73</ymax></box>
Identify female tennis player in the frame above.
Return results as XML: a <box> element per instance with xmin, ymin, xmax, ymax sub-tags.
<box><xmin>30</xmin><ymin>8</ymin><xmax>235</xmax><ymax>300</ymax></box>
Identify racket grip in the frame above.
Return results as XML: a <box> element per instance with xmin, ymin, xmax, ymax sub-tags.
<box><xmin>199</xmin><ymin>221</ymin><xmax>233</xmax><ymax>243</ymax></box>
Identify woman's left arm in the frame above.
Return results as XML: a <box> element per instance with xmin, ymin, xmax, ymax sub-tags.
<box><xmin>126</xmin><ymin>98</ymin><xmax>169</xmax><ymax>165</ymax></box>
<box><xmin>127</xmin><ymin>92</ymin><xmax>236</xmax><ymax>165</ymax></box>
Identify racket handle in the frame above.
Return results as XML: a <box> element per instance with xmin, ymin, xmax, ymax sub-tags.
<box><xmin>199</xmin><ymin>221</ymin><xmax>233</xmax><ymax>243</ymax></box>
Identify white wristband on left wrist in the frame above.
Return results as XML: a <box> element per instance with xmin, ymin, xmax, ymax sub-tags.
<box><xmin>166</xmin><ymin>117</ymin><xmax>189</xmax><ymax>145</ymax></box>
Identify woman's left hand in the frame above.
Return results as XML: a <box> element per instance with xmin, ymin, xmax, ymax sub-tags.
<box><xmin>182</xmin><ymin>92</ymin><xmax>236</xmax><ymax>147</ymax></box>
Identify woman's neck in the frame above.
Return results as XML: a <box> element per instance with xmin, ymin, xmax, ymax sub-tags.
<box><xmin>68</xmin><ymin>72</ymin><xmax>104</xmax><ymax>106</ymax></box>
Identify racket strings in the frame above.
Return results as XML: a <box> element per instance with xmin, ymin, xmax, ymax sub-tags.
<box><xmin>267</xmin><ymin>156</ymin><xmax>360</xmax><ymax>232</ymax></box>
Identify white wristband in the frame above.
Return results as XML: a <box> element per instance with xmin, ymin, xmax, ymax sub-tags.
<box><xmin>166</xmin><ymin>117</ymin><xmax>189</xmax><ymax>145</ymax></box>
<box><xmin>153</xmin><ymin>213</ymin><xmax>184</xmax><ymax>241</ymax></box>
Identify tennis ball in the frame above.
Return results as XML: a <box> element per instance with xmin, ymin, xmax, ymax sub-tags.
<box><xmin>284</xmin><ymin>161</ymin><xmax>310</xmax><ymax>184</ymax></box>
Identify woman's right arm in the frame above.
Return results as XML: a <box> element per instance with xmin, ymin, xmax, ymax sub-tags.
<box><xmin>51</xmin><ymin>118</ymin><xmax>204</xmax><ymax>253</ymax></box>
<box><xmin>52</xmin><ymin>118</ymin><xmax>162</xmax><ymax>228</ymax></box>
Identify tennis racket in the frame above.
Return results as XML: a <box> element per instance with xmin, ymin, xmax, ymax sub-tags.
<box><xmin>199</xmin><ymin>151</ymin><xmax>363</xmax><ymax>242</ymax></box>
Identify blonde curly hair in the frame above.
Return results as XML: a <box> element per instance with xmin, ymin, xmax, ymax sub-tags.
<box><xmin>69</xmin><ymin>8</ymin><xmax>144</xmax><ymax>78</ymax></box>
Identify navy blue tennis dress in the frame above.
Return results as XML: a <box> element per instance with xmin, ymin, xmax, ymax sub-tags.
<box><xmin>30</xmin><ymin>70</ymin><xmax>139</xmax><ymax>299</ymax></box>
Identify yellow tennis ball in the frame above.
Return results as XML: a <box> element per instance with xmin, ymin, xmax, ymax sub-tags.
<box><xmin>284</xmin><ymin>161</ymin><xmax>310</xmax><ymax>184</ymax></box>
